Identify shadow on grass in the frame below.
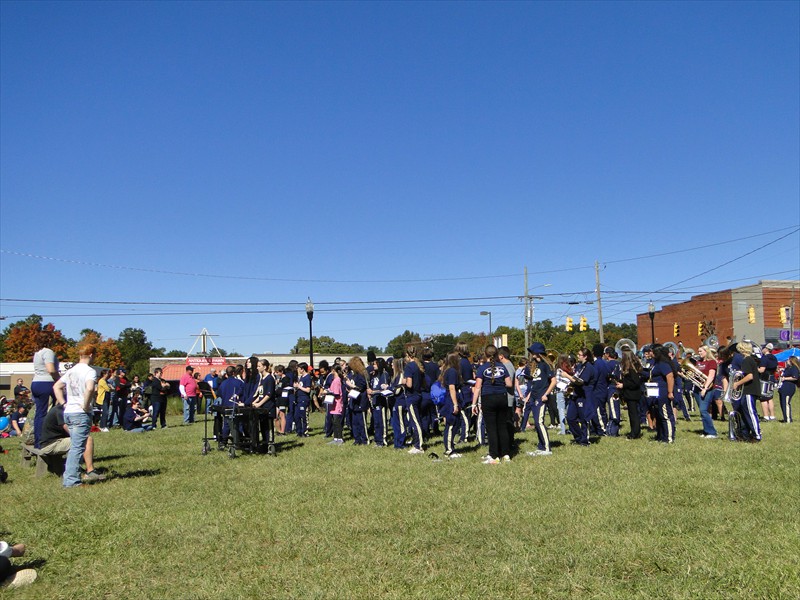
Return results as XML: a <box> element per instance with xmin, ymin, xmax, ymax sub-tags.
<box><xmin>93</xmin><ymin>454</ymin><xmax>131</xmax><ymax>463</ymax></box>
<box><xmin>276</xmin><ymin>441</ymin><xmax>304</xmax><ymax>452</ymax></box>
<box><xmin>17</xmin><ymin>558</ymin><xmax>47</xmax><ymax>570</ymax></box>
<box><xmin>111</xmin><ymin>468</ymin><xmax>162</xmax><ymax>480</ymax></box>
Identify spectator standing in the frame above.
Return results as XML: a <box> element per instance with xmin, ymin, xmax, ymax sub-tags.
<box><xmin>149</xmin><ymin>368</ymin><xmax>170</xmax><ymax>429</ymax></box>
<box><xmin>179</xmin><ymin>366</ymin><xmax>198</xmax><ymax>424</ymax></box>
<box><xmin>96</xmin><ymin>370</ymin><xmax>110</xmax><ymax>430</ymax></box>
<box><xmin>31</xmin><ymin>333</ymin><xmax>60</xmax><ymax>448</ymax></box>
<box><xmin>52</xmin><ymin>343</ymin><xmax>98</xmax><ymax>488</ymax></box>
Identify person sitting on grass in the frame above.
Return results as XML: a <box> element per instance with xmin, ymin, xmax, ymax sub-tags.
<box><xmin>9</xmin><ymin>402</ymin><xmax>28</xmax><ymax>437</ymax></box>
<box><xmin>123</xmin><ymin>395</ymin><xmax>153</xmax><ymax>433</ymax></box>
<box><xmin>39</xmin><ymin>402</ymin><xmax>105</xmax><ymax>482</ymax></box>
<box><xmin>1</xmin><ymin>541</ymin><xmax>37</xmax><ymax>590</ymax></box>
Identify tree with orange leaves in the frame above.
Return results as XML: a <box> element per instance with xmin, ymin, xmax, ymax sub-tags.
<box><xmin>0</xmin><ymin>315</ymin><xmax>72</xmax><ymax>362</ymax></box>
<box><xmin>65</xmin><ymin>329</ymin><xmax>123</xmax><ymax>369</ymax></box>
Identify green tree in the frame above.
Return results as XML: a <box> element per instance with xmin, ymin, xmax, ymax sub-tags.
<box><xmin>116</xmin><ymin>327</ymin><xmax>165</xmax><ymax>377</ymax></box>
<box><xmin>292</xmin><ymin>336</ymin><xmax>365</xmax><ymax>355</ymax></box>
<box><xmin>427</xmin><ymin>333</ymin><xmax>456</xmax><ymax>361</ymax></box>
<box><xmin>385</xmin><ymin>330</ymin><xmax>422</xmax><ymax>358</ymax></box>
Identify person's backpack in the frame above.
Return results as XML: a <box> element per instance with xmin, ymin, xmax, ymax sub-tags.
<box><xmin>430</xmin><ymin>381</ymin><xmax>448</xmax><ymax>407</ymax></box>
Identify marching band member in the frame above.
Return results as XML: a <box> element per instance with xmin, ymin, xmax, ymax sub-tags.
<box><xmin>641</xmin><ymin>346</ymin><xmax>657</xmax><ymax>432</ymax></box>
<box><xmin>390</xmin><ymin>357</ymin><xmax>408</xmax><ymax>449</ymax></box>
<box><xmin>695</xmin><ymin>346</ymin><xmax>719</xmax><ymax>438</ymax></box>
<box><xmin>615</xmin><ymin>349</ymin><xmax>644</xmax><ymax>439</ymax></box>
<box><xmin>294</xmin><ymin>363</ymin><xmax>313</xmax><ymax>437</ymax></box>
<box><xmin>778</xmin><ymin>356</ymin><xmax>798</xmax><ymax>423</ymax></box>
<box><xmin>421</xmin><ymin>348</ymin><xmax>440</xmax><ymax>439</ymax></box>
<box><xmin>217</xmin><ymin>365</ymin><xmax>245</xmax><ymax>450</ymax></box>
<box><xmin>403</xmin><ymin>345</ymin><xmax>426</xmax><ymax>455</ymax></box>
<box><xmin>471</xmin><ymin>345</ymin><xmax>512</xmax><ymax>464</ymax></box>
<box><xmin>368</xmin><ymin>358</ymin><xmax>391</xmax><ymax>447</ymax></box>
<box><xmin>345</xmin><ymin>357</ymin><xmax>369</xmax><ymax>445</ymax></box>
<box><xmin>274</xmin><ymin>365</ymin><xmax>290</xmax><ymax>435</ymax></box>
<box><xmin>564</xmin><ymin>348</ymin><xmax>595</xmax><ymax>447</ymax></box>
<box><xmin>524</xmin><ymin>343</ymin><xmax>556</xmax><ymax>457</ymax></box>
<box><xmin>251</xmin><ymin>359</ymin><xmax>276</xmax><ymax>448</ymax></box>
<box><xmin>758</xmin><ymin>344</ymin><xmax>778</xmax><ymax>421</ymax></box>
<box><xmin>730</xmin><ymin>342</ymin><xmax>762</xmax><ymax>442</ymax></box>
<box><xmin>455</xmin><ymin>343</ymin><xmax>475</xmax><ymax>444</ymax></box>
<box><xmin>604</xmin><ymin>347</ymin><xmax>622</xmax><ymax>437</ymax></box>
<box><xmin>284</xmin><ymin>360</ymin><xmax>299</xmax><ymax>434</ymax></box>
<box><xmin>317</xmin><ymin>361</ymin><xmax>334</xmax><ymax>438</ymax></box>
<box><xmin>668</xmin><ymin>347</ymin><xmax>691</xmax><ymax>422</ymax></box>
<box><xmin>439</xmin><ymin>352</ymin><xmax>463</xmax><ymax>458</ymax></box>
<box><xmin>591</xmin><ymin>344</ymin><xmax>609</xmax><ymax>436</ymax></box>
<box><xmin>651</xmin><ymin>345</ymin><xmax>676</xmax><ymax>444</ymax></box>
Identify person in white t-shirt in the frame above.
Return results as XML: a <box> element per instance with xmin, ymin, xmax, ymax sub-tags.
<box><xmin>53</xmin><ymin>343</ymin><xmax>98</xmax><ymax>488</ymax></box>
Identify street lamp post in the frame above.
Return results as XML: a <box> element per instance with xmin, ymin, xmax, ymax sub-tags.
<box><xmin>306</xmin><ymin>297</ymin><xmax>314</xmax><ymax>368</ymax></box>
<box><xmin>480</xmin><ymin>311</ymin><xmax>492</xmax><ymax>339</ymax></box>
<box><xmin>648</xmin><ymin>301</ymin><xmax>656</xmax><ymax>345</ymax></box>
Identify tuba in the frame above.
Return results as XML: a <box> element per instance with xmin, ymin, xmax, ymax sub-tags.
<box><xmin>663</xmin><ymin>341</ymin><xmax>680</xmax><ymax>359</ymax></box>
<box><xmin>615</xmin><ymin>338</ymin><xmax>637</xmax><ymax>357</ymax></box>
<box><xmin>703</xmin><ymin>335</ymin><xmax>719</xmax><ymax>351</ymax></box>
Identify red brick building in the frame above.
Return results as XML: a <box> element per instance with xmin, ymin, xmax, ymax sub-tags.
<box><xmin>636</xmin><ymin>280</ymin><xmax>799</xmax><ymax>350</ymax></box>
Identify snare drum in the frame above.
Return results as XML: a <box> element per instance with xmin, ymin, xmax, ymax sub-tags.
<box><xmin>645</xmin><ymin>382</ymin><xmax>659</xmax><ymax>398</ymax></box>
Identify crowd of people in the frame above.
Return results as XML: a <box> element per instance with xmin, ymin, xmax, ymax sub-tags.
<box><xmin>2</xmin><ymin>336</ymin><xmax>797</xmax><ymax>477</ymax></box>
<box><xmin>195</xmin><ymin>339</ymin><xmax>798</xmax><ymax>463</ymax></box>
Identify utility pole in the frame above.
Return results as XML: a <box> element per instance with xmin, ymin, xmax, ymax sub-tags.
<box><xmin>524</xmin><ymin>267</ymin><xmax>529</xmax><ymax>352</ymax></box>
<box><xmin>595</xmin><ymin>261</ymin><xmax>604</xmax><ymax>344</ymax></box>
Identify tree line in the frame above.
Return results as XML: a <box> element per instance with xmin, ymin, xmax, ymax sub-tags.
<box><xmin>0</xmin><ymin>314</ymin><xmax>637</xmax><ymax>376</ymax></box>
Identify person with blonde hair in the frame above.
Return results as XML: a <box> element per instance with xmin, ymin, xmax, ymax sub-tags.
<box><xmin>695</xmin><ymin>345</ymin><xmax>719</xmax><ymax>438</ymax></box>
<box><xmin>731</xmin><ymin>342</ymin><xmax>762</xmax><ymax>442</ymax></box>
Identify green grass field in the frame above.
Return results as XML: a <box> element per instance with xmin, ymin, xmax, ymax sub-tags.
<box><xmin>1</xmin><ymin>402</ymin><xmax>798</xmax><ymax>599</ymax></box>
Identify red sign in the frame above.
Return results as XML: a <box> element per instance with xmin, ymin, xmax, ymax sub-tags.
<box><xmin>186</xmin><ymin>357</ymin><xmax>227</xmax><ymax>366</ymax></box>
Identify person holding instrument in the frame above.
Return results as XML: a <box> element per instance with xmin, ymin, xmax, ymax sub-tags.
<box><xmin>650</xmin><ymin>345</ymin><xmax>676</xmax><ymax>444</ymax></box>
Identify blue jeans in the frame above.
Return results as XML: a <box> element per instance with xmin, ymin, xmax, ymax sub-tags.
<box><xmin>183</xmin><ymin>396</ymin><xmax>196</xmax><ymax>424</ymax></box>
<box><xmin>698</xmin><ymin>391</ymin><xmax>717</xmax><ymax>436</ymax></box>
<box><xmin>64</xmin><ymin>412</ymin><xmax>91</xmax><ymax>487</ymax></box>
<box><xmin>556</xmin><ymin>392</ymin><xmax>567</xmax><ymax>434</ymax></box>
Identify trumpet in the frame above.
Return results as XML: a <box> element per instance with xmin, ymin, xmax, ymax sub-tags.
<box><xmin>680</xmin><ymin>358</ymin><xmax>708</xmax><ymax>389</ymax></box>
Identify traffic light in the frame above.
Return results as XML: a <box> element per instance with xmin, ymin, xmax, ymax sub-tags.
<box><xmin>566</xmin><ymin>317</ymin><xmax>573</xmax><ymax>332</ymax></box>
<box><xmin>780</xmin><ymin>306</ymin><xmax>789</xmax><ymax>323</ymax></box>
<box><xmin>697</xmin><ymin>322</ymin><xmax>704</xmax><ymax>337</ymax></box>
<box><xmin>673</xmin><ymin>322</ymin><xmax>680</xmax><ymax>338</ymax></box>
<box><xmin>579</xmin><ymin>315</ymin><xmax>587</xmax><ymax>332</ymax></box>
<box><xmin>747</xmin><ymin>305</ymin><xmax>756</xmax><ymax>324</ymax></box>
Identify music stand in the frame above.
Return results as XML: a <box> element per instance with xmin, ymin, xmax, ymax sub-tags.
<box><xmin>200</xmin><ymin>386</ymin><xmax>217</xmax><ymax>455</ymax></box>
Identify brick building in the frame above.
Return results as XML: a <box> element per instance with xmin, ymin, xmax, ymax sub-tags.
<box><xmin>636</xmin><ymin>279</ymin><xmax>799</xmax><ymax>350</ymax></box>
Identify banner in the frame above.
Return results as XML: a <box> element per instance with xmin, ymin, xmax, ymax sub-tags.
<box><xmin>186</xmin><ymin>357</ymin><xmax>227</xmax><ymax>367</ymax></box>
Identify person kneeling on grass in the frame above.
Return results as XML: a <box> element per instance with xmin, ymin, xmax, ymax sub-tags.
<box><xmin>39</xmin><ymin>402</ymin><xmax>105</xmax><ymax>482</ymax></box>
<box><xmin>123</xmin><ymin>396</ymin><xmax>153</xmax><ymax>432</ymax></box>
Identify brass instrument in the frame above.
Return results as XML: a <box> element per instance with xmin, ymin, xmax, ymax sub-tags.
<box><xmin>722</xmin><ymin>368</ymin><xmax>744</xmax><ymax>403</ymax></box>
<box><xmin>703</xmin><ymin>335</ymin><xmax>719</xmax><ymax>351</ymax></box>
<box><xmin>680</xmin><ymin>358</ymin><xmax>708</xmax><ymax>389</ymax></box>
<box><xmin>615</xmin><ymin>338</ymin><xmax>637</xmax><ymax>357</ymax></box>
<box><xmin>664</xmin><ymin>341</ymin><xmax>680</xmax><ymax>358</ymax></box>
<box><xmin>544</xmin><ymin>350</ymin><xmax>558</xmax><ymax>369</ymax></box>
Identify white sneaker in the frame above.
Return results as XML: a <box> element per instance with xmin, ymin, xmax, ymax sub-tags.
<box><xmin>1</xmin><ymin>568</ymin><xmax>37</xmax><ymax>590</ymax></box>
<box><xmin>501</xmin><ymin>455</ymin><xmax>511</xmax><ymax>463</ymax></box>
<box><xmin>537</xmin><ymin>450</ymin><xmax>553</xmax><ymax>456</ymax></box>
<box><xmin>703</xmin><ymin>434</ymin><xmax>718</xmax><ymax>439</ymax></box>
<box><xmin>526</xmin><ymin>450</ymin><xmax>540</xmax><ymax>457</ymax></box>
<box><xmin>447</xmin><ymin>453</ymin><xmax>462</xmax><ymax>459</ymax></box>
<box><xmin>482</xmin><ymin>456</ymin><xmax>500</xmax><ymax>465</ymax></box>
<box><xmin>100</xmin><ymin>427</ymin><xmax>109</xmax><ymax>432</ymax></box>
<box><xmin>408</xmin><ymin>448</ymin><xmax>424</xmax><ymax>455</ymax></box>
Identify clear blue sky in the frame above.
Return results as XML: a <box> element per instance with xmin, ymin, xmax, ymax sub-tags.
<box><xmin>1</xmin><ymin>1</ymin><xmax>798</xmax><ymax>355</ymax></box>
